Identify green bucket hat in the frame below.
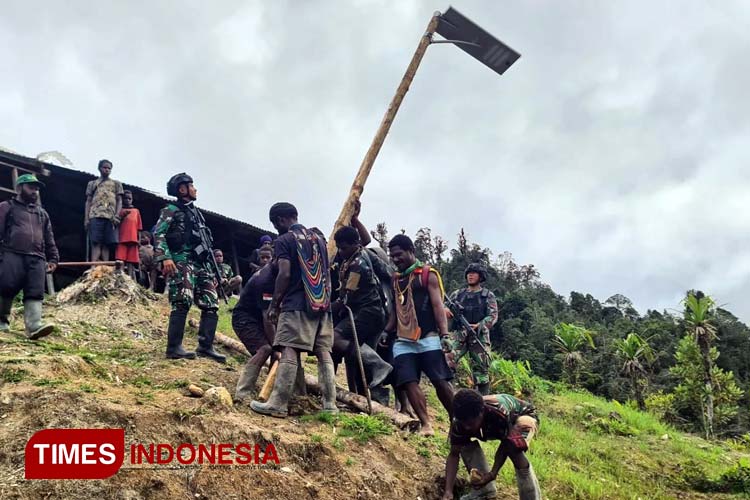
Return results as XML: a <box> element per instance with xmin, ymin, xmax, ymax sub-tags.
<box><xmin>15</xmin><ymin>174</ymin><xmax>45</xmax><ymax>188</ymax></box>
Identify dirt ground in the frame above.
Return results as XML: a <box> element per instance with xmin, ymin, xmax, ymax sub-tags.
<box><xmin>0</xmin><ymin>288</ymin><xmax>503</xmax><ymax>500</ymax></box>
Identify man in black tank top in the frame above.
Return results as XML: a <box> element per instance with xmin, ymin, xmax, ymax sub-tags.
<box><xmin>385</xmin><ymin>235</ymin><xmax>454</xmax><ymax>437</ymax></box>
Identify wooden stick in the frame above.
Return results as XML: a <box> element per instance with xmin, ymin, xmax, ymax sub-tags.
<box><xmin>56</xmin><ymin>261</ymin><xmax>119</xmax><ymax>267</ymax></box>
<box><xmin>258</xmin><ymin>361</ymin><xmax>278</xmax><ymax>401</ymax></box>
<box><xmin>327</xmin><ymin>13</ymin><xmax>441</xmax><ymax>259</ymax></box>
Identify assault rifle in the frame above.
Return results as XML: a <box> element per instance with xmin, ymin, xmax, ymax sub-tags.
<box><xmin>185</xmin><ymin>204</ymin><xmax>229</xmax><ymax>304</ymax></box>
<box><xmin>444</xmin><ymin>294</ymin><xmax>489</xmax><ymax>358</ymax></box>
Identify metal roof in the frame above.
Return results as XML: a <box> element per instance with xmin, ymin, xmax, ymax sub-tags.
<box><xmin>0</xmin><ymin>149</ymin><xmax>272</xmax><ymax>237</ymax></box>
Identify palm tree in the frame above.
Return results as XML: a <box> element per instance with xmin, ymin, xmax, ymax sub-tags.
<box><xmin>684</xmin><ymin>292</ymin><xmax>719</xmax><ymax>439</ymax></box>
<box><xmin>553</xmin><ymin>323</ymin><xmax>595</xmax><ymax>386</ymax></box>
<box><xmin>614</xmin><ymin>333</ymin><xmax>654</xmax><ymax>410</ymax></box>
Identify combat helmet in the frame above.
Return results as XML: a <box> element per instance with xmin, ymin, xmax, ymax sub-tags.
<box><xmin>166</xmin><ymin>173</ymin><xmax>193</xmax><ymax>197</ymax></box>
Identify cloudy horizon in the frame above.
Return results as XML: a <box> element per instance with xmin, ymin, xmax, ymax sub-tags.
<box><xmin>1</xmin><ymin>1</ymin><xmax>748</xmax><ymax>321</ymax></box>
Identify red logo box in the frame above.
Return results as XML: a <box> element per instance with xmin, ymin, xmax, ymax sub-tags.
<box><xmin>25</xmin><ymin>428</ymin><xmax>125</xmax><ymax>479</ymax></box>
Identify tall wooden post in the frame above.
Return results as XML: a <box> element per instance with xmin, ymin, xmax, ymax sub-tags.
<box><xmin>327</xmin><ymin>13</ymin><xmax>441</xmax><ymax>259</ymax></box>
<box><xmin>230</xmin><ymin>238</ymin><xmax>241</xmax><ymax>277</ymax></box>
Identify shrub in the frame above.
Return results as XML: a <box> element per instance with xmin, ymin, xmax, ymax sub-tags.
<box><xmin>489</xmin><ymin>356</ymin><xmax>539</xmax><ymax>397</ymax></box>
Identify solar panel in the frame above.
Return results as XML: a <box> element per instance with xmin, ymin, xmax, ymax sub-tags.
<box><xmin>436</xmin><ymin>7</ymin><xmax>521</xmax><ymax>76</ymax></box>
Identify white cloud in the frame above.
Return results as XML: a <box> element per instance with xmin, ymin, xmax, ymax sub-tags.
<box><xmin>1</xmin><ymin>0</ymin><xmax>749</xmax><ymax>321</ymax></box>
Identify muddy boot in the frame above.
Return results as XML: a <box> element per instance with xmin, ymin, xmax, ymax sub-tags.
<box><xmin>23</xmin><ymin>300</ymin><xmax>54</xmax><ymax>340</ymax></box>
<box><xmin>460</xmin><ymin>441</ymin><xmax>497</xmax><ymax>500</ymax></box>
<box><xmin>515</xmin><ymin>464</ymin><xmax>541</xmax><ymax>500</ymax></box>
<box><xmin>370</xmin><ymin>385</ymin><xmax>390</xmax><ymax>406</ymax></box>
<box><xmin>477</xmin><ymin>382</ymin><xmax>491</xmax><ymax>396</ymax></box>
<box><xmin>358</xmin><ymin>344</ymin><xmax>393</xmax><ymax>388</ymax></box>
<box><xmin>0</xmin><ymin>296</ymin><xmax>12</xmax><ymax>332</ymax></box>
<box><xmin>317</xmin><ymin>359</ymin><xmax>339</xmax><ymax>414</ymax></box>
<box><xmin>165</xmin><ymin>309</ymin><xmax>196</xmax><ymax>359</ymax></box>
<box><xmin>235</xmin><ymin>362</ymin><xmax>262</xmax><ymax>402</ymax></box>
<box><xmin>195</xmin><ymin>311</ymin><xmax>226</xmax><ymax>363</ymax></box>
<box><xmin>250</xmin><ymin>359</ymin><xmax>297</xmax><ymax>417</ymax></box>
<box><xmin>294</xmin><ymin>364</ymin><xmax>307</xmax><ymax>397</ymax></box>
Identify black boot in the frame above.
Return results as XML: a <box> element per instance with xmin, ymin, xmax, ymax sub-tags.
<box><xmin>196</xmin><ymin>311</ymin><xmax>226</xmax><ymax>363</ymax></box>
<box><xmin>0</xmin><ymin>295</ymin><xmax>13</xmax><ymax>332</ymax></box>
<box><xmin>370</xmin><ymin>385</ymin><xmax>390</xmax><ymax>406</ymax></box>
<box><xmin>359</xmin><ymin>344</ymin><xmax>393</xmax><ymax>388</ymax></box>
<box><xmin>166</xmin><ymin>309</ymin><xmax>195</xmax><ymax>359</ymax></box>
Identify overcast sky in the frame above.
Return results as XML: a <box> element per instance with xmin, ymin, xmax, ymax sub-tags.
<box><xmin>1</xmin><ymin>1</ymin><xmax>749</xmax><ymax>321</ymax></box>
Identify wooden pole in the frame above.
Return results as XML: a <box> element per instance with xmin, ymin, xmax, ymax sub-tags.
<box><xmin>230</xmin><ymin>237</ymin><xmax>241</xmax><ymax>277</ymax></box>
<box><xmin>327</xmin><ymin>13</ymin><xmax>441</xmax><ymax>259</ymax></box>
<box><xmin>258</xmin><ymin>361</ymin><xmax>278</xmax><ymax>401</ymax></box>
<box><xmin>56</xmin><ymin>261</ymin><xmax>119</xmax><ymax>267</ymax></box>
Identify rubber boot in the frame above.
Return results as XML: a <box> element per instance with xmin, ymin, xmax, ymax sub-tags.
<box><xmin>459</xmin><ymin>441</ymin><xmax>497</xmax><ymax>500</ymax></box>
<box><xmin>23</xmin><ymin>300</ymin><xmax>54</xmax><ymax>340</ymax></box>
<box><xmin>317</xmin><ymin>359</ymin><xmax>339</xmax><ymax>414</ymax></box>
<box><xmin>165</xmin><ymin>309</ymin><xmax>196</xmax><ymax>359</ymax></box>
<box><xmin>294</xmin><ymin>364</ymin><xmax>307</xmax><ymax>397</ymax></box>
<box><xmin>195</xmin><ymin>311</ymin><xmax>226</xmax><ymax>363</ymax></box>
<box><xmin>0</xmin><ymin>296</ymin><xmax>12</xmax><ymax>332</ymax></box>
<box><xmin>358</xmin><ymin>344</ymin><xmax>393</xmax><ymax>388</ymax></box>
<box><xmin>370</xmin><ymin>385</ymin><xmax>390</xmax><ymax>406</ymax></box>
<box><xmin>250</xmin><ymin>359</ymin><xmax>297</xmax><ymax>417</ymax></box>
<box><xmin>515</xmin><ymin>464</ymin><xmax>541</xmax><ymax>500</ymax></box>
<box><xmin>477</xmin><ymin>382</ymin><xmax>491</xmax><ymax>396</ymax></box>
<box><xmin>235</xmin><ymin>362</ymin><xmax>262</xmax><ymax>402</ymax></box>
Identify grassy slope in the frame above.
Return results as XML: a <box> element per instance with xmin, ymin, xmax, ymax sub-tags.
<box><xmin>1</xmin><ymin>294</ymin><xmax>747</xmax><ymax>499</ymax></box>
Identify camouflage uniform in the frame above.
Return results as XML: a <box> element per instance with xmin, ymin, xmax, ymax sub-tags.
<box><xmin>219</xmin><ymin>263</ymin><xmax>234</xmax><ymax>281</ymax></box>
<box><xmin>153</xmin><ymin>203</ymin><xmax>218</xmax><ymax>313</ymax></box>
<box><xmin>449</xmin><ymin>287</ymin><xmax>498</xmax><ymax>386</ymax></box>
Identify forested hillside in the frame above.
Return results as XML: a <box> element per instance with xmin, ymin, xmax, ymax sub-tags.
<box><xmin>374</xmin><ymin>224</ymin><xmax>749</xmax><ymax>439</ymax></box>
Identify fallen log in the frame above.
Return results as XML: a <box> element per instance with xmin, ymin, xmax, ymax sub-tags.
<box><xmin>304</xmin><ymin>373</ymin><xmax>419</xmax><ymax>432</ymax></box>
<box><xmin>215</xmin><ymin>331</ymin><xmax>419</xmax><ymax>431</ymax></box>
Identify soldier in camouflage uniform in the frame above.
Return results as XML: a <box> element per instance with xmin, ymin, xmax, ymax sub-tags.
<box><xmin>213</xmin><ymin>248</ymin><xmax>242</xmax><ymax>296</ymax></box>
<box><xmin>153</xmin><ymin>173</ymin><xmax>225</xmax><ymax>363</ymax></box>
<box><xmin>447</xmin><ymin>263</ymin><xmax>498</xmax><ymax>395</ymax></box>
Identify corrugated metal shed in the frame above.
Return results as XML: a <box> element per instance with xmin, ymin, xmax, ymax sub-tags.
<box><xmin>0</xmin><ymin>149</ymin><xmax>273</xmax><ymax>289</ymax></box>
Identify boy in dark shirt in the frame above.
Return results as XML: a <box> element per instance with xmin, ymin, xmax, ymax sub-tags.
<box><xmin>233</xmin><ymin>262</ymin><xmax>278</xmax><ymax>401</ymax></box>
<box><xmin>443</xmin><ymin>389</ymin><xmax>541</xmax><ymax>500</ymax></box>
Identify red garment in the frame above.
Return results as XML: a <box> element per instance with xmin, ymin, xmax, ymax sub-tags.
<box><xmin>116</xmin><ymin>208</ymin><xmax>142</xmax><ymax>264</ymax></box>
<box><xmin>116</xmin><ymin>243</ymin><xmax>140</xmax><ymax>264</ymax></box>
<box><xmin>118</xmin><ymin>208</ymin><xmax>142</xmax><ymax>243</ymax></box>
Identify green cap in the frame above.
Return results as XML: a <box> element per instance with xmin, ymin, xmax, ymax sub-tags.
<box><xmin>15</xmin><ymin>174</ymin><xmax>45</xmax><ymax>188</ymax></box>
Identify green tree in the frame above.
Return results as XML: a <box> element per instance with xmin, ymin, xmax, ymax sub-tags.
<box><xmin>684</xmin><ymin>292</ymin><xmax>719</xmax><ymax>439</ymax></box>
<box><xmin>671</xmin><ymin>336</ymin><xmax>743</xmax><ymax>436</ymax></box>
<box><xmin>614</xmin><ymin>333</ymin><xmax>655</xmax><ymax>410</ymax></box>
<box><xmin>553</xmin><ymin>323</ymin><xmax>595</xmax><ymax>386</ymax></box>
<box><xmin>370</xmin><ymin>222</ymin><xmax>389</xmax><ymax>250</ymax></box>
<box><xmin>414</xmin><ymin>227</ymin><xmax>434</xmax><ymax>264</ymax></box>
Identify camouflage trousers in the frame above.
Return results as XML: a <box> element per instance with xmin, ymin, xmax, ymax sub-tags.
<box><xmin>167</xmin><ymin>255</ymin><xmax>218</xmax><ymax>313</ymax></box>
<box><xmin>451</xmin><ymin>328</ymin><xmax>491</xmax><ymax>385</ymax></box>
